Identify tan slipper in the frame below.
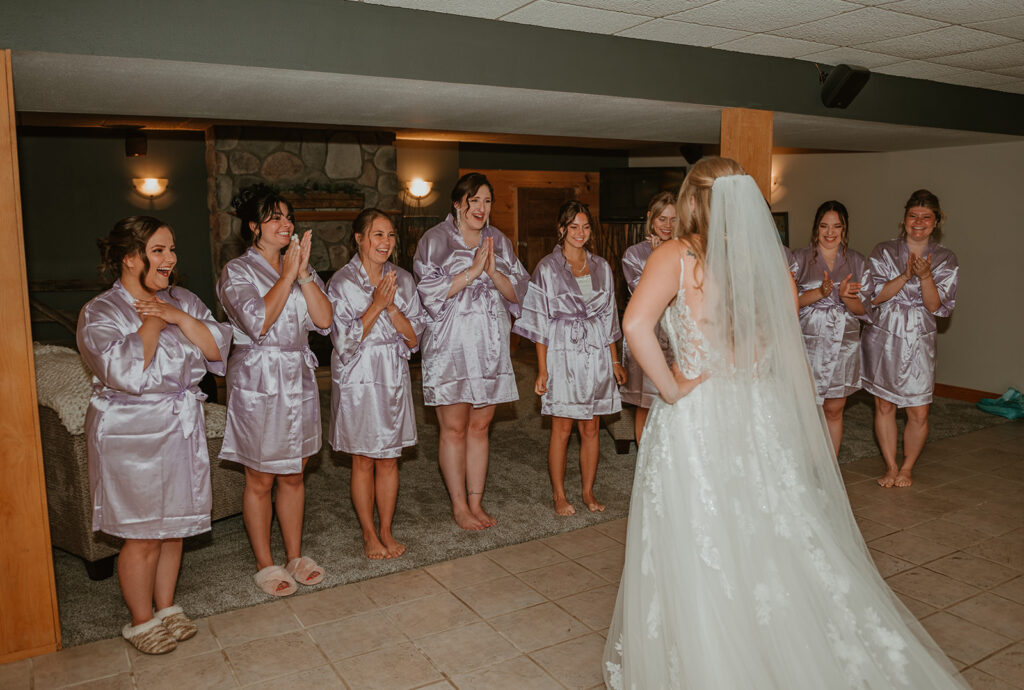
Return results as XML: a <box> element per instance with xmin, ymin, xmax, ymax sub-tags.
<box><xmin>122</xmin><ymin>618</ymin><xmax>177</xmax><ymax>655</ymax></box>
<box><xmin>254</xmin><ymin>564</ymin><xmax>297</xmax><ymax>597</ymax></box>
<box><xmin>154</xmin><ymin>605</ymin><xmax>198</xmax><ymax>641</ymax></box>
<box><xmin>286</xmin><ymin>556</ymin><xmax>325</xmax><ymax>586</ymax></box>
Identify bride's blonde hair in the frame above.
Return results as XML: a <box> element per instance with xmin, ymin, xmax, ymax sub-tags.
<box><xmin>675</xmin><ymin>156</ymin><xmax>747</xmax><ymax>274</ymax></box>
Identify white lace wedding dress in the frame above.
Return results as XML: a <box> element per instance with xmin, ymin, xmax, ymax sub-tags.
<box><xmin>602</xmin><ymin>251</ymin><xmax>967</xmax><ymax>688</ymax></box>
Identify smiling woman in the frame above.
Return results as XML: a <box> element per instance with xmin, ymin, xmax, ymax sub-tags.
<box><xmin>77</xmin><ymin>215</ymin><xmax>232</xmax><ymax>654</ymax></box>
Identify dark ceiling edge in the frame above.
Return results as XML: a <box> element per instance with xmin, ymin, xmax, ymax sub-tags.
<box><xmin>3</xmin><ymin>0</ymin><xmax>1023</xmax><ymax>136</ymax></box>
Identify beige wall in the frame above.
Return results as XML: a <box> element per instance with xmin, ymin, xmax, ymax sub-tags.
<box><xmin>771</xmin><ymin>140</ymin><xmax>1024</xmax><ymax>394</ymax></box>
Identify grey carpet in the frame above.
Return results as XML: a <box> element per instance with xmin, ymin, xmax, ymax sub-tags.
<box><xmin>53</xmin><ymin>353</ymin><xmax>1007</xmax><ymax>646</ymax></box>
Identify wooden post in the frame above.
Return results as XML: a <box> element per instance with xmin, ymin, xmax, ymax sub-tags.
<box><xmin>0</xmin><ymin>48</ymin><xmax>62</xmax><ymax>663</ymax></box>
<box><xmin>720</xmin><ymin>108</ymin><xmax>773</xmax><ymax>203</ymax></box>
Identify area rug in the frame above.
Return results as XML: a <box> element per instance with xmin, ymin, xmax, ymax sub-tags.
<box><xmin>52</xmin><ymin>353</ymin><xmax>1007</xmax><ymax>646</ymax></box>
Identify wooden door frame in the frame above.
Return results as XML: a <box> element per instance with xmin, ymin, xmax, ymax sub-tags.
<box><xmin>0</xmin><ymin>48</ymin><xmax>62</xmax><ymax>663</ymax></box>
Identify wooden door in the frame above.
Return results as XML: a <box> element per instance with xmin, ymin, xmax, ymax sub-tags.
<box><xmin>517</xmin><ymin>187</ymin><xmax>574</xmax><ymax>272</ymax></box>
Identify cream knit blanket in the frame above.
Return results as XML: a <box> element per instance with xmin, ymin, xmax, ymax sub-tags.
<box><xmin>33</xmin><ymin>343</ymin><xmax>226</xmax><ymax>438</ymax></box>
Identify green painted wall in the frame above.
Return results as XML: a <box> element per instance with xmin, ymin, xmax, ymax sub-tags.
<box><xmin>18</xmin><ymin>128</ymin><xmax>214</xmax><ymax>343</ymax></box>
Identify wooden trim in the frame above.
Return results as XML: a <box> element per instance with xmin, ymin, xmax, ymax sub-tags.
<box><xmin>0</xmin><ymin>49</ymin><xmax>61</xmax><ymax>659</ymax></box>
<box><xmin>933</xmin><ymin>383</ymin><xmax>1000</xmax><ymax>404</ymax></box>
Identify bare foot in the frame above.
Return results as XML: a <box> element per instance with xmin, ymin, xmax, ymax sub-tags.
<box><xmin>453</xmin><ymin>509</ymin><xmax>487</xmax><ymax>531</ymax></box>
<box><xmin>583</xmin><ymin>495</ymin><xmax>606</xmax><ymax>512</ymax></box>
<box><xmin>554</xmin><ymin>496</ymin><xmax>576</xmax><ymax>516</ymax></box>
<box><xmin>363</xmin><ymin>534</ymin><xmax>388</xmax><ymax>560</ymax></box>
<box><xmin>877</xmin><ymin>469</ymin><xmax>899</xmax><ymax>488</ymax></box>
<box><xmin>380</xmin><ymin>531</ymin><xmax>406</xmax><ymax>558</ymax></box>
<box><xmin>471</xmin><ymin>505</ymin><xmax>496</xmax><ymax>528</ymax></box>
<box><xmin>893</xmin><ymin>469</ymin><xmax>913</xmax><ymax>488</ymax></box>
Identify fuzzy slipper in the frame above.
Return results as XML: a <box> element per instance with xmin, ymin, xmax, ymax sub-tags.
<box><xmin>254</xmin><ymin>564</ymin><xmax>298</xmax><ymax>597</ymax></box>
<box><xmin>286</xmin><ymin>556</ymin><xmax>325</xmax><ymax>585</ymax></box>
<box><xmin>154</xmin><ymin>605</ymin><xmax>198</xmax><ymax>642</ymax></box>
<box><xmin>122</xmin><ymin>618</ymin><xmax>177</xmax><ymax>655</ymax></box>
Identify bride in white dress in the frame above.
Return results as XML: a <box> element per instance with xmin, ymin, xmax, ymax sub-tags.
<box><xmin>603</xmin><ymin>157</ymin><xmax>966</xmax><ymax>689</ymax></box>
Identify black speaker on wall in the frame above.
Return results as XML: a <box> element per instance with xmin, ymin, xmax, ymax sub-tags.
<box><xmin>820</xmin><ymin>64</ymin><xmax>871</xmax><ymax>109</ymax></box>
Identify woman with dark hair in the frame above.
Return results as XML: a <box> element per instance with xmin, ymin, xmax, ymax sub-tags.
<box><xmin>862</xmin><ymin>190</ymin><xmax>958</xmax><ymax>488</ymax></box>
<box><xmin>216</xmin><ymin>183</ymin><xmax>333</xmax><ymax>595</ymax></box>
<box><xmin>620</xmin><ymin>191</ymin><xmax>675</xmax><ymax>443</ymax></box>
<box><xmin>413</xmin><ymin>172</ymin><xmax>530</xmax><ymax>530</ymax></box>
<box><xmin>793</xmin><ymin>200</ymin><xmax>871</xmax><ymax>455</ymax></box>
<box><xmin>604</xmin><ymin>158</ymin><xmax>966</xmax><ymax>689</ymax></box>
<box><xmin>514</xmin><ymin>201</ymin><xmax>625</xmax><ymax>515</ymax></box>
<box><xmin>78</xmin><ymin>216</ymin><xmax>231</xmax><ymax>654</ymax></box>
<box><xmin>327</xmin><ymin>209</ymin><xmax>426</xmax><ymax>559</ymax></box>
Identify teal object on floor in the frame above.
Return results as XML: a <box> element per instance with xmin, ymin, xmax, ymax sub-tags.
<box><xmin>977</xmin><ymin>387</ymin><xmax>1024</xmax><ymax>420</ymax></box>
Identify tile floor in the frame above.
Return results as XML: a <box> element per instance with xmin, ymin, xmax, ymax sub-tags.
<box><xmin>2</xmin><ymin>420</ymin><xmax>1022</xmax><ymax>689</ymax></box>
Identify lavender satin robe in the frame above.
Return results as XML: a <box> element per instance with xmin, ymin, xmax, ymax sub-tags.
<box><xmin>413</xmin><ymin>216</ymin><xmax>530</xmax><ymax>407</ymax></box>
<box><xmin>327</xmin><ymin>256</ymin><xmax>426</xmax><ymax>458</ymax></box>
<box><xmin>794</xmin><ymin>246</ymin><xmax>872</xmax><ymax>404</ymax></box>
<box><xmin>77</xmin><ymin>281</ymin><xmax>232</xmax><ymax>539</ymax></box>
<box><xmin>217</xmin><ymin>248</ymin><xmax>329</xmax><ymax>473</ymax></box>
<box><xmin>513</xmin><ymin>246</ymin><xmax>622</xmax><ymax>419</ymax></box>
<box><xmin>862</xmin><ymin>239</ymin><xmax>958</xmax><ymax>407</ymax></box>
<box><xmin>619</xmin><ymin>240</ymin><xmax>658</xmax><ymax>407</ymax></box>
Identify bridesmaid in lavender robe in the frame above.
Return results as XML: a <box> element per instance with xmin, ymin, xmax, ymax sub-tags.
<box><xmin>327</xmin><ymin>209</ymin><xmax>426</xmax><ymax>560</ymax></box>
<box><xmin>794</xmin><ymin>201</ymin><xmax>872</xmax><ymax>455</ymax></box>
<box><xmin>217</xmin><ymin>184</ymin><xmax>333</xmax><ymax>596</ymax></box>
<box><xmin>514</xmin><ymin>201</ymin><xmax>625</xmax><ymax>515</ymax></box>
<box><xmin>413</xmin><ymin>172</ymin><xmax>529</xmax><ymax>530</ymax></box>
<box><xmin>620</xmin><ymin>191</ymin><xmax>676</xmax><ymax>443</ymax></box>
<box><xmin>78</xmin><ymin>216</ymin><xmax>231</xmax><ymax>654</ymax></box>
<box><xmin>862</xmin><ymin>190</ymin><xmax>958</xmax><ymax>488</ymax></box>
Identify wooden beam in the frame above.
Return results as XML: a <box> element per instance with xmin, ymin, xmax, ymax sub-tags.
<box><xmin>720</xmin><ymin>108</ymin><xmax>773</xmax><ymax>202</ymax></box>
<box><xmin>0</xmin><ymin>49</ymin><xmax>61</xmax><ymax>663</ymax></box>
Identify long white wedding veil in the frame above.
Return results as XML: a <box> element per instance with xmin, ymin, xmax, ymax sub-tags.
<box><xmin>689</xmin><ymin>173</ymin><xmax>965</xmax><ymax>687</ymax></box>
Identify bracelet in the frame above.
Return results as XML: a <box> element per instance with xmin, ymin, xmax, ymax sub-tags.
<box><xmin>464</xmin><ymin>270</ymin><xmax>471</xmax><ymax>285</ymax></box>
<box><xmin>612</xmin><ymin>360</ymin><xmax>620</xmax><ymax>365</ymax></box>
<box><xmin>297</xmin><ymin>274</ymin><xmax>315</xmax><ymax>285</ymax></box>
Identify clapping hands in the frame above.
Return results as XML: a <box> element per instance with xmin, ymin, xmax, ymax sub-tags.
<box><xmin>371</xmin><ymin>271</ymin><xmax>398</xmax><ymax>312</ymax></box>
<box><xmin>470</xmin><ymin>237</ymin><xmax>495</xmax><ymax>280</ymax></box>
<box><xmin>283</xmin><ymin>230</ymin><xmax>313</xmax><ymax>282</ymax></box>
<box><xmin>838</xmin><ymin>272</ymin><xmax>861</xmax><ymax>301</ymax></box>
<box><xmin>911</xmin><ymin>253</ymin><xmax>932</xmax><ymax>279</ymax></box>
<box><xmin>819</xmin><ymin>270</ymin><xmax>834</xmax><ymax>298</ymax></box>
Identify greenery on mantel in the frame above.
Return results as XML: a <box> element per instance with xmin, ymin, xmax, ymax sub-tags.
<box><xmin>273</xmin><ymin>181</ymin><xmax>361</xmax><ymax>196</ymax></box>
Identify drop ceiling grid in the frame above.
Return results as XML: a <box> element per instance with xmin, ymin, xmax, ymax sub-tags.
<box><xmin>356</xmin><ymin>0</ymin><xmax>1024</xmax><ymax>93</ymax></box>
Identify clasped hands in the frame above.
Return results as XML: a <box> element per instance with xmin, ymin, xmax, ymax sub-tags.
<box><xmin>468</xmin><ymin>237</ymin><xmax>500</xmax><ymax>283</ymax></box>
<box><xmin>903</xmin><ymin>254</ymin><xmax>933</xmax><ymax>282</ymax></box>
<box><xmin>135</xmin><ymin>296</ymin><xmax>188</xmax><ymax>329</ymax></box>
<box><xmin>371</xmin><ymin>271</ymin><xmax>400</xmax><ymax>314</ymax></box>
<box><xmin>282</xmin><ymin>230</ymin><xmax>314</xmax><ymax>283</ymax></box>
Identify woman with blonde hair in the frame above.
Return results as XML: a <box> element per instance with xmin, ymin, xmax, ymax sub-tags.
<box><xmin>862</xmin><ymin>190</ymin><xmax>958</xmax><ymax>488</ymax></box>
<box><xmin>604</xmin><ymin>158</ymin><xmax>966</xmax><ymax>689</ymax></box>
<box><xmin>619</xmin><ymin>191</ymin><xmax>675</xmax><ymax>443</ymax></box>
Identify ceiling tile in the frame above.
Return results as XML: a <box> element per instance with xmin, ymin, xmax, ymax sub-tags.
<box><xmin>798</xmin><ymin>46</ymin><xmax>904</xmax><ymax>68</ymax></box>
<box><xmin>856</xmin><ymin>25</ymin><xmax>1015</xmax><ymax>60</ymax></box>
<box><xmin>932</xmin><ymin>41</ymin><xmax>1024</xmax><ymax>70</ymax></box>
<box><xmin>714</xmin><ymin>34</ymin><xmax>835</xmax><ymax>58</ymax></box>
<box><xmin>501</xmin><ymin>0</ymin><xmax>648</xmax><ymax>33</ymax></box>
<box><xmin>881</xmin><ymin>0</ymin><xmax>1024</xmax><ymax>24</ymax></box>
<box><xmin>874</xmin><ymin>60</ymin><xmax>971</xmax><ymax>80</ymax></box>
<box><xmin>667</xmin><ymin>0</ymin><xmax>858</xmax><ymax>33</ymax></box>
<box><xmin>554</xmin><ymin>0</ymin><xmax>718</xmax><ymax>18</ymax></box>
<box><xmin>359</xmin><ymin>0</ymin><xmax>531</xmax><ymax>20</ymax></box>
<box><xmin>616</xmin><ymin>18</ymin><xmax>749</xmax><ymax>46</ymax></box>
<box><xmin>966</xmin><ymin>14</ymin><xmax>1024</xmax><ymax>41</ymax></box>
<box><xmin>937</xmin><ymin>70</ymin><xmax>1021</xmax><ymax>87</ymax></box>
<box><xmin>993</xmin><ymin>64</ymin><xmax>1024</xmax><ymax>78</ymax></box>
<box><xmin>991</xmin><ymin>79</ymin><xmax>1024</xmax><ymax>93</ymax></box>
<box><xmin>773</xmin><ymin>8</ymin><xmax>946</xmax><ymax>44</ymax></box>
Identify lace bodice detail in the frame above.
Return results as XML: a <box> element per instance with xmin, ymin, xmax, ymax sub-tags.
<box><xmin>660</xmin><ymin>260</ymin><xmax>713</xmax><ymax>379</ymax></box>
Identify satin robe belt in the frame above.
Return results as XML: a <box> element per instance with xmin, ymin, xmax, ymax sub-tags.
<box><xmin>234</xmin><ymin>344</ymin><xmax>319</xmax><ymax>370</ymax></box>
<box><xmin>884</xmin><ymin>304</ymin><xmax>930</xmax><ymax>342</ymax></box>
<box><xmin>383</xmin><ymin>333</ymin><xmax>412</xmax><ymax>360</ymax></box>
<box><xmin>558</xmin><ymin>316</ymin><xmax>604</xmax><ymax>353</ymax></box>
<box><xmin>810</xmin><ymin>301</ymin><xmax>849</xmax><ymax>334</ymax></box>
<box><xmin>92</xmin><ymin>385</ymin><xmax>207</xmax><ymax>439</ymax></box>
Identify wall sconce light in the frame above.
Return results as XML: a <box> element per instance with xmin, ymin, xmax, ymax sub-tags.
<box><xmin>407</xmin><ymin>178</ymin><xmax>432</xmax><ymax>198</ymax></box>
<box><xmin>133</xmin><ymin>177</ymin><xmax>168</xmax><ymax>198</ymax></box>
